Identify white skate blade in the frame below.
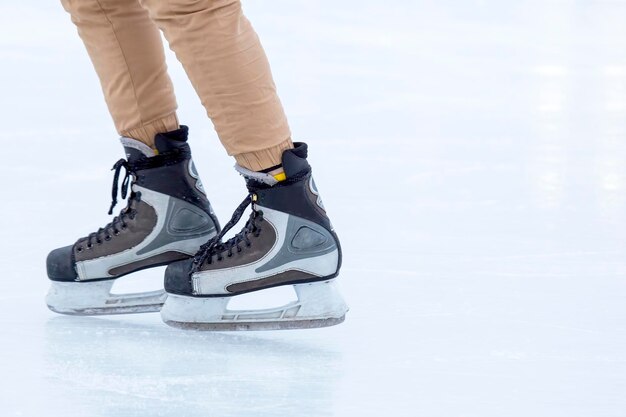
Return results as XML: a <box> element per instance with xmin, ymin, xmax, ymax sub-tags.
<box><xmin>161</xmin><ymin>279</ymin><xmax>349</xmax><ymax>331</ymax></box>
<box><xmin>46</xmin><ymin>280</ymin><xmax>166</xmax><ymax>316</ymax></box>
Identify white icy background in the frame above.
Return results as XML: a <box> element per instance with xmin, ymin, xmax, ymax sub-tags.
<box><xmin>2</xmin><ymin>1</ymin><xmax>626</xmax><ymax>416</ymax></box>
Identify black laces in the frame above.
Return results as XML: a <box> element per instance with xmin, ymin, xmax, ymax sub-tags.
<box><xmin>106</xmin><ymin>148</ymin><xmax>189</xmax><ymax>217</ymax></box>
<box><xmin>76</xmin><ymin>158</ymin><xmax>141</xmax><ymax>252</ymax></box>
<box><xmin>191</xmin><ymin>193</ymin><xmax>264</xmax><ymax>272</ymax></box>
<box><xmin>75</xmin><ymin>148</ymin><xmax>192</xmax><ymax>252</ymax></box>
<box><xmin>189</xmin><ymin>168</ymin><xmax>312</xmax><ymax>273</ymax></box>
<box><xmin>109</xmin><ymin>159</ymin><xmax>132</xmax><ymax>215</ymax></box>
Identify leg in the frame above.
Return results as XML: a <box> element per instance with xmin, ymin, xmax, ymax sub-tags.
<box><xmin>161</xmin><ymin>144</ymin><xmax>348</xmax><ymax>330</ymax></box>
<box><xmin>47</xmin><ymin>0</ymin><xmax>221</xmax><ymax>315</ymax></box>
<box><xmin>46</xmin><ymin>127</ymin><xmax>221</xmax><ymax>315</ymax></box>
<box><xmin>127</xmin><ymin>0</ymin><xmax>346</xmax><ymax>330</ymax></box>
<box><xmin>138</xmin><ymin>0</ymin><xmax>293</xmax><ymax>170</ymax></box>
<box><xmin>61</xmin><ymin>0</ymin><xmax>179</xmax><ymax>146</ymax></box>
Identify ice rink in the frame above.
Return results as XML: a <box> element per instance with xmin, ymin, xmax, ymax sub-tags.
<box><xmin>2</xmin><ymin>1</ymin><xmax>626</xmax><ymax>416</ymax></box>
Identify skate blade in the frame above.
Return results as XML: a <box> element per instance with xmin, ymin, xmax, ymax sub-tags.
<box><xmin>164</xmin><ymin>315</ymin><xmax>345</xmax><ymax>331</ymax></box>
<box><xmin>46</xmin><ymin>280</ymin><xmax>167</xmax><ymax>316</ymax></box>
<box><xmin>161</xmin><ymin>279</ymin><xmax>349</xmax><ymax>331</ymax></box>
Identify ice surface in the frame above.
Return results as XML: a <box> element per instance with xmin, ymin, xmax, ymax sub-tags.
<box><xmin>2</xmin><ymin>0</ymin><xmax>626</xmax><ymax>416</ymax></box>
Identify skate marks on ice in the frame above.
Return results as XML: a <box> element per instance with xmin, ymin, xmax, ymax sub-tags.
<box><xmin>46</xmin><ymin>280</ymin><xmax>166</xmax><ymax>316</ymax></box>
<box><xmin>43</xmin><ymin>316</ymin><xmax>344</xmax><ymax>417</ymax></box>
<box><xmin>161</xmin><ymin>280</ymin><xmax>349</xmax><ymax>331</ymax></box>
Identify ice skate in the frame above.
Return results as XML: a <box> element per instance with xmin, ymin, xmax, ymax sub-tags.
<box><xmin>161</xmin><ymin>142</ymin><xmax>348</xmax><ymax>330</ymax></box>
<box><xmin>46</xmin><ymin>126</ymin><xmax>220</xmax><ymax>315</ymax></box>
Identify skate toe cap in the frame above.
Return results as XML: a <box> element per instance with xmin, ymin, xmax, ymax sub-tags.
<box><xmin>46</xmin><ymin>245</ymin><xmax>78</xmax><ymax>281</ymax></box>
<box><xmin>164</xmin><ymin>258</ymin><xmax>194</xmax><ymax>295</ymax></box>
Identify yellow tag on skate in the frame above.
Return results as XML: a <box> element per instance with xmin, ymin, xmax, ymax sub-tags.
<box><xmin>273</xmin><ymin>172</ymin><xmax>287</xmax><ymax>182</ymax></box>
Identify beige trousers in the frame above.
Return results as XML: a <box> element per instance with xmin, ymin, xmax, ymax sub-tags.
<box><xmin>61</xmin><ymin>0</ymin><xmax>293</xmax><ymax>171</ymax></box>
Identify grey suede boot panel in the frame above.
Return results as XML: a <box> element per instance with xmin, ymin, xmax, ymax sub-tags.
<box><xmin>255</xmin><ymin>214</ymin><xmax>337</xmax><ymax>274</ymax></box>
<box><xmin>136</xmin><ymin>197</ymin><xmax>217</xmax><ymax>256</ymax></box>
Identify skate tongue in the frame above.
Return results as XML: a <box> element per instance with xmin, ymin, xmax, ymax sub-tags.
<box><xmin>281</xmin><ymin>142</ymin><xmax>310</xmax><ymax>177</ymax></box>
<box><xmin>154</xmin><ymin>125</ymin><xmax>189</xmax><ymax>154</ymax></box>
<box><xmin>120</xmin><ymin>137</ymin><xmax>155</xmax><ymax>163</ymax></box>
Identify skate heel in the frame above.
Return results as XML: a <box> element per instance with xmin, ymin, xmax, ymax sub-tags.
<box><xmin>161</xmin><ymin>279</ymin><xmax>349</xmax><ymax>331</ymax></box>
<box><xmin>292</xmin><ymin>280</ymin><xmax>349</xmax><ymax>320</ymax></box>
<box><xmin>46</xmin><ymin>280</ymin><xmax>166</xmax><ymax>316</ymax></box>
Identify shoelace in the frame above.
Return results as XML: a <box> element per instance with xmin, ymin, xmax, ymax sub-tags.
<box><xmin>109</xmin><ymin>158</ymin><xmax>132</xmax><ymax>215</ymax></box>
<box><xmin>189</xmin><ymin>166</ymin><xmax>312</xmax><ymax>273</ymax></box>
<box><xmin>76</xmin><ymin>159</ymin><xmax>140</xmax><ymax>252</ymax></box>
<box><xmin>77</xmin><ymin>148</ymin><xmax>193</xmax><ymax>252</ymax></box>
<box><xmin>191</xmin><ymin>193</ymin><xmax>264</xmax><ymax>272</ymax></box>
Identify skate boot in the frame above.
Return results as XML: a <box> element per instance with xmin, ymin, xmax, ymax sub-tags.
<box><xmin>160</xmin><ymin>142</ymin><xmax>348</xmax><ymax>330</ymax></box>
<box><xmin>46</xmin><ymin>126</ymin><xmax>220</xmax><ymax>315</ymax></box>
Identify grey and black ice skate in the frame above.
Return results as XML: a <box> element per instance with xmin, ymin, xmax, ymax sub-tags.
<box><xmin>160</xmin><ymin>142</ymin><xmax>348</xmax><ymax>330</ymax></box>
<box><xmin>46</xmin><ymin>126</ymin><xmax>220</xmax><ymax>315</ymax></box>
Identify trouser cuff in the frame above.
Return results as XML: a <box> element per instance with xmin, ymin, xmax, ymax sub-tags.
<box><xmin>234</xmin><ymin>138</ymin><xmax>294</xmax><ymax>171</ymax></box>
<box><xmin>120</xmin><ymin>113</ymin><xmax>180</xmax><ymax>148</ymax></box>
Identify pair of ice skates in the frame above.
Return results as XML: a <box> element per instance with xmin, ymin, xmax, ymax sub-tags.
<box><xmin>46</xmin><ymin>127</ymin><xmax>348</xmax><ymax>330</ymax></box>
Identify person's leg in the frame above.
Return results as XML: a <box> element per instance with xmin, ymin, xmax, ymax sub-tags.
<box><xmin>134</xmin><ymin>0</ymin><xmax>346</xmax><ymax>330</ymax></box>
<box><xmin>46</xmin><ymin>0</ymin><xmax>220</xmax><ymax>315</ymax></box>
<box><xmin>61</xmin><ymin>0</ymin><xmax>179</xmax><ymax>146</ymax></box>
<box><xmin>138</xmin><ymin>0</ymin><xmax>293</xmax><ymax>170</ymax></box>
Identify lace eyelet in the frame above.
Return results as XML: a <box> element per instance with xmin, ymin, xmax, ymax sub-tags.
<box><xmin>86</xmin><ymin>244</ymin><xmax>93</xmax><ymax>249</ymax></box>
<box><xmin>96</xmin><ymin>240</ymin><xmax>102</xmax><ymax>245</ymax></box>
<box><xmin>105</xmin><ymin>235</ymin><xmax>111</xmax><ymax>241</ymax></box>
<box><xmin>77</xmin><ymin>247</ymin><xmax>83</xmax><ymax>252</ymax></box>
<box><xmin>114</xmin><ymin>230</ymin><xmax>120</xmax><ymax>236</ymax></box>
<box><xmin>227</xmin><ymin>253</ymin><xmax>233</xmax><ymax>258</ymax></box>
<box><xmin>122</xmin><ymin>224</ymin><xmax>127</xmax><ymax>229</ymax></box>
